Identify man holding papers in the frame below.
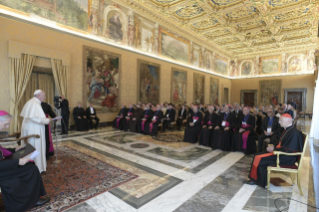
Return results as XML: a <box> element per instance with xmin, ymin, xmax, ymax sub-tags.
<box><xmin>20</xmin><ymin>90</ymin><xmax>61</xmax><ymax>173</ymax></box>
<box><xmin>0</xmin><ymin>110</ymin><xmax>50</xmax><ymax>212</ymax></box>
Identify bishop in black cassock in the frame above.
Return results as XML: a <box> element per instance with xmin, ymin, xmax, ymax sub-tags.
<box><xmin>113</xmin><ymin>104</ymin><xmax>127</xmax><ymax>130</ymax></box>
<box><xmin>144</xmin><ymin>105</ymin><xmax>163</xmax><ymax>137</ymax></box>
<box><xmin>126</xmin><ymin>104</ymin><xmax>144</xmax><ymax>132</ymax></box>
<box><xmin>41</xmin><ymin>102</ymin><xmax>56</xmax><ymax>160</ymax></box>
<box><xmin>176</xmin><ymin>105</ymin><xmax>187</xmax><ymax>130</ymax></box>
<box><xmin>211</xmin><ymin>105</ymin><xmax>236</xmax><ymax>150</ymax></box>
<box><xmin>232</xmin><ymin>107</ymin><xmax>256</xmax><ymax>154</ymax></box>
<box><xmin>245</xmin><ymin>114</ymin><xmax>303</xmax><ymax>187</ymax></box>
<box><xmin>137</xmin><ymin>105</ymin><xmax>153</xmax><ymax>133</ymax></box>
<box><xmin>123</xmin><ymin>104</ymin><xmax>135</xmax><ymax>131</ymax></box>
<box><xmin>162</xmin><ymin>104</ymin><xmax>176</xmax><ymax>132</ymax></box>
<box><xmin>199</xmin><ymin>106</ymin><xmax>220</xmax><ymax>147</ymax></box>
<box><xmin>73</xmin><ymin>102</ymin><xmax>90</xmax><ymax>131</ymax></box>
<box><xmin>0</xmin><ymin>110</ymin><xmax>49</xmax><ymax>212</ymax></box>
<box><xmin>183</xmin><ymin>106</ymin><xmax>202</xmax><ymax>143</ymax></box>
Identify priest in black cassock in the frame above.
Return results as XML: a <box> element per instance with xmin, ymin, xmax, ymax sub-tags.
<box><xmin>211</xmin><ymin>105</ymin><xmax>236</xmax><ymax>150</ymax></box>
<box><xmin>176</xmin><ymin>104</ymin><xmax>187</xmax><ymax>131</ymax></box>
<box><xmin>199</xmin><ymin>106</ymin><xmax>220</xmax><ymax>147</ymax></box>
<box><xmin>41</xmin><ymin>102</ymin><xmax>56</xmax><ymax>160</ymax></box>
<box><xmin>245</xmin><ymin>114</ymin><xmax>303</xmax><ymax>187</ymax></box>
<box><xmin>232</xmin><ymin>103</ymin><xmax>244</xmax><ymax>124</ymax></box>
<box><xmin>144</xmin><ymin>104</ymin><xmax>163</xmax><ymax>137</ymax></box>
<box><xmin>137</xmin><ymin>104</ymin><xmax>153</xmax><ymax>133</ymax></box>
<box><xmin>231</xmin><ymin>107</ymin><xmax>256</xmax><ymax>154</ymax></box>
<box><xmin>123</xmin><ymin>103</ymin><xmax>135</xmax><ymax>131</ymax></box>
<box><xmin>183</xmin><ymin>106</ymin><xmax>202</xmax><ymax>143</ymax></box>
<box><xmin>253</xmin><ymin>107</ymin><xmax>263</xmax><ymax>135</ymax></box>
<box><xmin>0</xmin><ymin>111</ymin><xmax>50</xmax><ymax>212</ymax></box>
<box><xmin>113</xmin><ymin>104</ymin><xmax>127</xmax><ymax>130</ymax></box>
<box><xmin>86</xmin><ymin>103</ymin><xmax>100</xmax><ymax>129</ymax></box>
<box><xmin>73</xmin><ymin>102</ymin><xmax>90</xmax><ymax>131</ymax></box>
<box><xmin>257</xmin><ymin>107</ymin><xmax>281</xmax><ymax>152</ymax></box>
<box><xmin>162</xmin><ymin>103</ymin><xmax>176</xmax><ymax>132</ymax></box>
<box><xmin>126</xmin><ymin>104</ymin><xmax>143</xmax><ymax>132</ymax></box>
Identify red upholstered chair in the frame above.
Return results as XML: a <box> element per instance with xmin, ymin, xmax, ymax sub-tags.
<box><xmin>267</xmin><ymin>132</ymin><xmax>308</xmax><ymax>196</ymax></box>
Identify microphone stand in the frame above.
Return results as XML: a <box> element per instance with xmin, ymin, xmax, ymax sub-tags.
<box><xmin>51</xmin><ymin>104</ymin><xmax>62</xmax><ymax>164</ymax></box>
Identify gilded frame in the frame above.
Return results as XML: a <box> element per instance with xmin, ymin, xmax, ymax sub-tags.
<box><xmin>193</xmin><ymin>73</ymin><xmax>205</xmax><ymax>105</ymax></box>
<box><xmin>171</xmin><ymin>68</ymin><xmax>188</xmax><ymax>105</ymax></box>
<box><xmin>259</xmin><ymin>55</ymin><xmax>281</xmax><ymax>75</ymax></box>
<box><xmin>159</xmin><ymin>28</ymin><xmax>190</xmax><ymax>63</ymax></box>
<box><xmin>136</xmin><ymin>59</ymin><xmax>161</xmax><ymax>105</ymax></box>
<box><xmin>82</xmin><ymin>46</ymin><xmax>121</xmax><ymax>112</ymax></box>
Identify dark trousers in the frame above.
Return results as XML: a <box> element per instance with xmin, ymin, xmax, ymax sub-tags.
<box><xmin>62</xmin><ymin>115</ymin><xmax>69</xmax><ymax>134</ymax></box>
<box><xmin>258</xmin><ymin>133</ymin><xmax>278</xmax><ymax>152</ymax></box>
<box><xmin>176</xmin><ymin>118</ymin><xmax>184</xmax><ymax>130</ymax></box>
<box><xmin>162</xmin><ymin>120</ymin><xmax>173</xmax><ymax>132</ymax></box>
<box><xmin>88</xmin><ymin>116</ymin><xmax>100</xmax><ymax>129</ymax></box>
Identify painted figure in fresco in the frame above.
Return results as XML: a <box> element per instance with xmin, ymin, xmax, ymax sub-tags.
<box><xmin>206</xmin><ymin>55</ymin><xmax>211</xmax><ymax>70</ymax></box>
<box><xmin>128</xmin><ymin>23</ymin><xmax>135</xmax><ymax>46</ymax></box>
<box><xmin>173</xmin><ymin>86</ymin><xmax>179</xmax><ymax>101</ymax></box>
<box><xmin>271</xmin><ymin>93</ymin><xmax>278</xmax><ymax>105</ymax></box>
<box><xmin>242</xmin><ymin>62</ymin><xmax>251</xmax><ymax>75</ymax></box>
<box><xmin>88</xmin><ymin>72</ymin><xmax>103</xmax><ymax>101</ymax></box>
<box><xmin>134</xmin><ymin>16</ymin><xmax>141</xmax><ymax>48</ymax></box>
<box><xmin>102</xmin><ymin>67</ymin><xmax>114</xmax><ymax>96</ymax></box>
<box><xmin>109</xmin><ymin>13</ymin><xmax>123</xmax><ymax>40</ymax></box>
<box><xmin>288</xmin><ymin>57</ymin><xmax>302</xmax><ymax>72</ymax></box>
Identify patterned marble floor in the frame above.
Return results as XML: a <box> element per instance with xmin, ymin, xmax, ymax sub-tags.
<box><xmin>47</xmin><ymin>117</ymin><xmax>317</xmax><ymax>212</ymax></box>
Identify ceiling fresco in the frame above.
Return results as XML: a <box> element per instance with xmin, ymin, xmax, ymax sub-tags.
<box><xmin>123</xmin><ymin>0</ymin><xmax>318</xmax><ymax>57</ymax></box>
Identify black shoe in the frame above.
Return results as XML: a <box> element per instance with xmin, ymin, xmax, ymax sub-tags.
<box><xmin>59</xmin><ymin>133</ymin><xmax>64</xmax><ymax>135</ymax></box>
<box><xmin>244</xmin><ymin>180</ymin><xmax>257</xmax><ymax>185</ymax></box>
<box><xmin>35</xmin><ymin>197</ymin><xmax>50</xmax><ymax>206</ymax></box>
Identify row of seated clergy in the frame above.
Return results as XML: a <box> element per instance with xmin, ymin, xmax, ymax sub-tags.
<box><xmin>183</xmin><ymin>105</ymin><xmax>260</xmax><ymax>155</ymax></box>
<box><xmin>73</xmin><ymin>102</ymin><xmax>100</xmax><ymax>131</ymax></box>
<box><xmin>113</xmin><ymin>103</ymin><xmax>181</xmax><ymax>137</ymax></box>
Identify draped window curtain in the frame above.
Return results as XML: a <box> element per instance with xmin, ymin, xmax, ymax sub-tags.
<box><xmin>9</xmin><ymin>54</ymin><xmax>36</xmax><ymax>133</ymax></box>
<box><xmin>310</xmin><ymin>75</ymin><xmax>318</xmax><ymax>140</ymax></box>
<box><xmin>51</xmin><ymin>59</ymin><xmax>70</xmax><ymax>99</ymax></box>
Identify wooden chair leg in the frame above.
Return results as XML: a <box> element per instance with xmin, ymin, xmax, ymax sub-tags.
<box><xmin>290</xmin><ymin>173</ymin><xmax>295</xmax><ymax>184</ymax></box>
<box><xmin>267</xmin><ymin>168</ymin><xmax>271</xmax><ymax>190</ymax></box>
<box><xmin>297</xmin><ymin>173</ymin><xmax>303</xmax><ymax>196</ymax></box>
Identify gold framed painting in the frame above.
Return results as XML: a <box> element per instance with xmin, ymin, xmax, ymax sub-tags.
<box><xmin>83</xmin><ymin>46</ymin><xmax>121</xmax><ymax>113</ymax></box>
<box><xmin>159</xmin><ymin>28</ymin><xmax>190</xmax><ymax>64</ymax></box>
<box><xmin>171</xmin><ymin>68</ymin><xmax>187</xmax><ymax>105</ymax></box>
<box><xmin>193</xmin><ymin>73</ymin><xmax>205</xmax><ymax>105</ymax></box>
<box><xmin>137</xmin><ymin>59</ymin><xmax>160</xmax><ymax>105</ymax></box>
<box><xmin>259</xmin><ymin>55</ymin><xmax>281</xmax><ymax>75</ymax></box>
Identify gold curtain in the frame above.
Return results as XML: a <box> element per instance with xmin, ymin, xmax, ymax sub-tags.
<box><xmin>9</xmin><ymin>54</ymin><xmax>36</xmax><ymax>133</ymax></box>
<box><xmin>18</xmin><ymin>73</ymin><xmax>37</xmax><ymax>127</ymax></box>
<box><xmin>38</xmin><ymin>74</ymin><xmax>55</xmax><ymax>106</ymax></box>
<box><xmin>51</xmin><ymin>59</ymin><xmax>69</xmax><ymax>98</ymax></box>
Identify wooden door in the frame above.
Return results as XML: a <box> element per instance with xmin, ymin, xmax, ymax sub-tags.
<box><xmin>287</xmin><ymin>92</ymin><xmax>302</xmax><ymax>112</ymax></box>
<box><xmin>223</xmin><ymin>88</ymin><xmax>229</xmax><ymax>104</ymax></box>
<box><xmin>243</xmin><ymin>92</ymin><xmax>255</xmax><ymax>107</ymax></box>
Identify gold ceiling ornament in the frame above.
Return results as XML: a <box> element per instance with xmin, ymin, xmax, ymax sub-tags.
<box><xmin>110</xmin><ymin>0</ymin><xmax>318</xmax><ymax>57</ymax></box>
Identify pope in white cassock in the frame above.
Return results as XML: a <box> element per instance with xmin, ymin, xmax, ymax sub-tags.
<box><xmin>20</xmin><ymin>90</ymin><xmax>51</xmax><ymax>173</ymax></box>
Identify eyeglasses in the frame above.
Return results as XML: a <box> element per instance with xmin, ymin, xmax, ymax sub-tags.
<box><xmin>267</xmin><ymin>111</ymin><xmax>273</xmax><ymax>113</ymax></box>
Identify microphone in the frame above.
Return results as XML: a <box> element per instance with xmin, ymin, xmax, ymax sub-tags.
<box><xmin>48</xmin><ymin>103</ymin><xmax>67</xmax><ymax>133</ymax></box>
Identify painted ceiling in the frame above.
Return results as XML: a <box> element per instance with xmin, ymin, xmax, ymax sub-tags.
<box><xmin>117</xmin><ymin>0</ymin><xmax>319</xmax><ymax>58</ymax></box>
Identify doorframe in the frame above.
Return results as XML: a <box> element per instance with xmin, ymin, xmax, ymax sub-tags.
<box><xmin>283</xmin><ymin>88</ymin><xmax>307</xmax><ymax>111</ymax></box>
<box><xmin>240</xmin><ymin>90</ymin><xmax>258</xmax><ymax>106</ymax></box>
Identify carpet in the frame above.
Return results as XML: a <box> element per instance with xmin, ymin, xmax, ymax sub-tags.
<box><xmin>12</xmin><ymin>145</ymin><xmax>138</xmax><ymax>212</ymax></box>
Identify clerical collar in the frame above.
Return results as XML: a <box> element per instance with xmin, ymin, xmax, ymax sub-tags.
<box><xmin>284</xmin><ymin>124</ymin><xmax>293</xmax><ymax>130</ymax></box>
<box><xmin>33</xmin><ymin>97</ymin><xmax>41</xmax><ymax>104</ymax></box>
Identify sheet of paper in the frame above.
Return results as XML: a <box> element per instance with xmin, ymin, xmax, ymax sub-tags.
<box><xmin>51</xmin><ymin>116</ymin><xmax>62</xmax><ymax>121</ymax></box>
<box><xmin>30</xmin><ymin>151</ymin><xmax>40</xmax><ymax>160</ymax></box>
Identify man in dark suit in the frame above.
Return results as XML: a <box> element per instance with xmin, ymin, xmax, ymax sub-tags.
<box><xmin>162</xmin><ymin>103</ymin><xmax>176</xmax><ymax>132</ymax></box>
<box><xmin>289</xmin><ymin>99</ymin><xmax>297</xmax><ymax>110</ymax></box>
<box><xmin>232</xmin><ymin>103</ymin><xmax>244</xmax><ymax>124</ymax></box>
<box><xmin>86</xmin><ymin>103</ymin><xmax>100</xmax><ymax>129</ymax></box>
<box><xmin>176</xmin><ymin>104</ymin><xmax>187</xmax><ymax>131</ymax></box>
<box><xmin>257</xmin><ymin>107</ymin><xmax>281</xmax><ymax>152</ymax></box>
<box><xmin>59</xmin><ymin>95</ymin><xmax>69</xmax><ymax>134</ymax></box>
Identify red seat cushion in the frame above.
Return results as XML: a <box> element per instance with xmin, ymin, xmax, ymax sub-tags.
<box><xmin>270</xmin><ymin>165</ymin><xmax>298</xmax><ymax>169</ymax></box>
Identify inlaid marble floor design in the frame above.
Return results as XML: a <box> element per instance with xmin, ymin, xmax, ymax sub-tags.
<box><xmin>49</xmin><ymin>118</ymin><xmax>317</xmax><ymax>212</ymax></box>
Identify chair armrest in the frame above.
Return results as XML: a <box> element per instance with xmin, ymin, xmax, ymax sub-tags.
<box><xmin>273</xmin><ymin>151</ymin><xmax>302</xmax><ymax>167</ymax></box>
<box><xmin>0</xmin><ymin>134</ymin><xmax>40</xmax><ymax>143</ymax></box>
<box><xmin>0</xmin><ymin>132</ymin><xmax>21</xmax><ymax>138</ymax></box>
